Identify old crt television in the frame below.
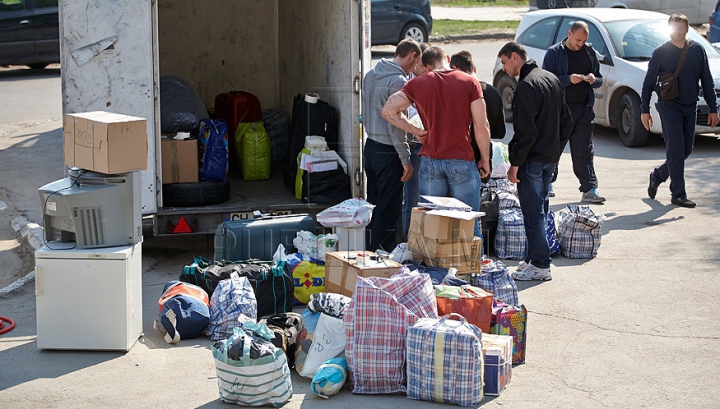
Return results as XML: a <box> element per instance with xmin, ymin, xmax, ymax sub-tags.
<box><xmin>38</xmin><ymin>169</ymin><xmax>142</xmax><ymax>249</ymax></box>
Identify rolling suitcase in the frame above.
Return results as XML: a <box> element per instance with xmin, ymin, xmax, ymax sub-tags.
<box><xmin>214</xmin><ymin>91</ymin><xmax>262</xmax><ymax>171</ymax></box>
<box><xmin>214</xmin><ymin>214</ymin><xmax>316</xmax><ymax>261</ymax></box>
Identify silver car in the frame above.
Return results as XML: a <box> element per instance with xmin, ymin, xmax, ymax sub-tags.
<box><xmin>493</xmin><ymin>8</ymin><xmax>720</xmax><ymax>147</ymax></box>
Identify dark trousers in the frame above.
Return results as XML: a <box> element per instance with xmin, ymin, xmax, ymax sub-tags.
<box><xmin>652</xmin><ymin>100</ymin><xmax>697</xmax><ymax>199</ymax></box>
<box><xmin>364</xmin><ymin>138</ymin><xmax>403</xmax><ymax>251</ymax></box>
<box><xmin>567</xmin><ymin>103</ymin><xmax>598</xmax><ymax>193</ymax></box>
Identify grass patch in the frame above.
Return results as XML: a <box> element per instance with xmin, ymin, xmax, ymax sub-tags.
<box><xmin>433</xmin><ymin>0</ymin><xmax>529</xmax><ymax>7</ymax></box>
<box><xmin>432</xmin><ymin>19</ymin><xmax>519</xmax><ymax>37</ymax></box>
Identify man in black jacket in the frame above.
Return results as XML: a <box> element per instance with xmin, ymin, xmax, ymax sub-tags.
<box><xmin>498</xmin><ymin>41</ymin><xmax>571</xmax><ymax>281</ymax></box>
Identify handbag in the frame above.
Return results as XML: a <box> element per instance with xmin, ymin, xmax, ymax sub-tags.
<box><xmin>657</xmin><ymin>41</ymin><xmax>689</xmax><ymax>101</ymax></box>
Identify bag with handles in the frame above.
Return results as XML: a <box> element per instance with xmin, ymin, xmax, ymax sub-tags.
<box><xmin>153</xmin><ymin>281</ymin><xmax>210</xmax><ymax>344</ymax></box>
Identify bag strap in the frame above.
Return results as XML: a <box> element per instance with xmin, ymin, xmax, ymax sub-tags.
<box><xmin>673</xmin><ymin>41</ymin><xmax>690</xmax><ymax>78</ymax></box>
<box><xmin>153</xmin><ymin>310</ymin><xmax>181</xmax><ymax>344</ymax></box>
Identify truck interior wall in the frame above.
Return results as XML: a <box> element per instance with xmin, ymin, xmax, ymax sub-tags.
<box><xmin>278</xmin><ymin>0</ymin><xmax>362</xmax><ymax>196</ymax></box>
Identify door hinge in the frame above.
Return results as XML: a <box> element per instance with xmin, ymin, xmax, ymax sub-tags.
<box><xmin>354</xmin><ymin>169</ymin><xmax>362</xmax><ymax>186</ymax></box>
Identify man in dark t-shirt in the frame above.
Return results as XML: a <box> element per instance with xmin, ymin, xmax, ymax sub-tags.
<box><xmin>543</xmin><ymin>21</ymin><xmax>605</xmax><ymax>203</ymax></box>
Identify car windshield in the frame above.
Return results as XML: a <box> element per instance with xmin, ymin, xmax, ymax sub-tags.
<box><xmin>605</xmin><ymin>19</ymin><xmax>719</xmax><ymax>60</ymax></box>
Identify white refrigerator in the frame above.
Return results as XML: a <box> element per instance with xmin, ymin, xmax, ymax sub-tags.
<box><xmin>35</xmin><ymin>242</ymin><xmax>143</xmax><ymax>351</ymax></box>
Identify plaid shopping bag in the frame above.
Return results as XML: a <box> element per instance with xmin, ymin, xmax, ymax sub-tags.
<box><xmin>497</xmin><ymin>190</ymin><xmax>521</xmax><ymax>211</ymax></box>
<box><xmin>471</xmin><ymin>260</ymin><xmax>519</xmax><ymax>307</ymax></box>
<box><xmin>556</xmin><ymin>205</ymin><xmax>603</xmax><ymax>259</ymax></box>
<box><xmin>207</xmin><ymin>272</ymin><xmax>257</xmax><ymax>341</ymax></box>
<box><xmin>495</xmin><ymin>209</ymin><xmax>528</xmax><ymax>260</ymax></box>
<box><xmin>343</xmin><ymin>267</ymin><xmax>437</xmax><ymax>394</ymax></box>
<box><xmin>407</xmin><ymin>314</ymin><xmax>484</xmax><ymax>406</ymax></box>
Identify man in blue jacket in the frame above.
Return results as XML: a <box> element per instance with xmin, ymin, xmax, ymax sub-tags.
<box><xmin>641</xmin><ymin>13</ymin><xmax>718</xmax><ymax>208</ymax></box>
<box><xmin>543</xmin><ymin>21</ymin><xmax>605</xmax><ymax>203</ymax></box>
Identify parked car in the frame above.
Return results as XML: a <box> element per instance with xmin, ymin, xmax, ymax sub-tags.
<box><xmin>0</xmin><ymin>0</ymin><xmax>59</xmax><ymax>69</ymax></box>
<box><xmin>530</xmin><ymin>0</ymin><xmax>714</xmax><ymax>25</ymax></box>
<box><xmin>371</xmin><ymin>0</ymin><xmax>432</xmax><ymax>45</ymax></box>
<box><xmin>493</xmin><ymin>8</ymin><xmax>720</xmax><ymax>147</ymax></box>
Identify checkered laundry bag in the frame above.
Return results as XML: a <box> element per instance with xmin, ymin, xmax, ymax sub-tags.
<box><xmin>343</xmin><ymin>267</ymin><xmax>438</xmax><ymax>394</ymax></box>
<box><xmin>471</xmin><ymin>260</ymin><xmax>519</xmax><ymax>306</ymax></box>
<box><xmin>556</xmin><ymin>205</ymin><xmax>604</xmax><ymax>259</ymax></box>
<box><xmin>207</xmin><ymin>272</ymin><xmax>258</xmax><ymax>341</ymax></box>
<box><xmin>495</xmin><ymin>208</ymin><xmax>528</xmax><ymax>260</ymax></box>
<box><xmin>547</xmin><ymin>208</ymin><xmax>560</xmax><ymax>256</ymax></box>
<box><xmin>407</xmin><ymin>314</ymin><xmax>484</xmax><ymax>406</ymax></box>
<box><xmin>262</xmin><ymin>108</ymin><xmax>289</xmax><ymax>166</ymax></box>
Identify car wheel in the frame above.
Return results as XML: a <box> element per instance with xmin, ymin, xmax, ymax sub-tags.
<box><xmin>495</xmin><ymin>74</ymin><xmax>517</xmax><ymax>123</ymax></box>
<box><xmin>27</xmin><ymin>63</ymin><xmax>49</xmax><ymax>70</ymax></box>
<box><xmin>400</xmin><ymin>22</ymin><xmax>427</xmax><ymax>44</ymax></box>
<box><xmin>617</xmin><ymin>93</ymin><xmax>650</xmax><ymax>147</ymax></box>
<box><xmin>162</xmin><ymin>180</ymin><xmax>231</xmax><ymax>207</ymax></box>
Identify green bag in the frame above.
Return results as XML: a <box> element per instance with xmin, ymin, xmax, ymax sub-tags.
<box><xmin>236</xmin><ymin>121</ymin><xmax>271</xmax><ymax>180</ymax></box>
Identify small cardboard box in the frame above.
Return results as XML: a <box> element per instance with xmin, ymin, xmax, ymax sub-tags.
<box><xmin>407</xmin><ymin>231</ymin><xmax>482</xmax><ymax>273</ymax></box>
<box><xmin>409</xmin><ymin>207</ymin><xmax>477</xmax><ymax>241</ymax></box>
<box><xmin>324</xmin><ymin>251</ymin><xmax>403</xmax><ymax>297</ymax></box>
<box><xmin>482</xmin><ymin>334</ymin><xmax>513</xmax><ymax>396</ymax></box>
<box><xmin>64</xmin><ymin>111</ymin><xmax>147</xmax><ymax>174</ymax></box>
<box><xmin>161</xmin><ymin>138</ymin><xmax>198</xmax><ymax>184</ymax></box>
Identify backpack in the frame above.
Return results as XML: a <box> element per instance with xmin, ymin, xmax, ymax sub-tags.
<box><xmin>153</xmin><ymin>281</ymin><xmax>210</xmax><ymax>344</ymax></box>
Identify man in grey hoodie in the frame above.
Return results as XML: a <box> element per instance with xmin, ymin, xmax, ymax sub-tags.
<box><xmin>363</xmin><ymin>38</ymin><xmax>421</xmax><ymax>251</ymax></box>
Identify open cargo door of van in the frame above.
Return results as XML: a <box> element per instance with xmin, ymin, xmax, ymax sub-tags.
<box><xmin>59</xmin><ymin>0</ymin><xmax>159</xmax><ymax>214</ymax></box>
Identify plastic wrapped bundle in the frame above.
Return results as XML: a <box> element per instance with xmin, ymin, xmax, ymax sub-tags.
<box><xmin>311</xmin><ymin>357</ymin><xmax>348</xmax><ymax>399</ymax></box>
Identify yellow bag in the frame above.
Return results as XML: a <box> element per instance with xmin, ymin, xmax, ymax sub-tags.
<box><xmin>292</xmin><ymin>260</ymin><xmax>325</xmax><ymax>305</ymax></box>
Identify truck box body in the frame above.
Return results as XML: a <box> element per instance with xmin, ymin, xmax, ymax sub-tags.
<box><xmin>59</xmin><ymin>0</ymin><xmax>370</xmax><ymax>235</ymax></box>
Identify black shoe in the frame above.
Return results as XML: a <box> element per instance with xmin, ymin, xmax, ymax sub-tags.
<box><xmin>671</xmin><ymin>197</ymin><xmax>696</xmax><ymax>208</ymax></box>
<box><xmin>648</xmin><ymin>173</ymin><xmax>658</xmax><ymax>199</ymax></box>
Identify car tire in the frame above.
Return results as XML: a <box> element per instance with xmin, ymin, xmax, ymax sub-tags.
<box><xmin>400</xmin><ymin>22</ymin><xmax>427</xmax><ymax>44</ymax></box>
<box><xmin>617</xmin><ymin>93</ymin><xmax>650</xmax><ymax>147</ymax></box>
<box><xmin>162</xmin><ymin>180</ymin><xmax>231</xmax><ymax>207</ymax></box>
<box><xmin>27</xmin><ymin>63</ymin><xmax>49</xmax><ymax>70</ymax></box>
<box><xmin>495</xmin><ymin>74</ymin><xmax>517</xmax><ymax>123</ymax></box>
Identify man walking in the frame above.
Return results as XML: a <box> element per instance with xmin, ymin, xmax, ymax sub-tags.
<box><xmin>382</xmin><ymin>46</ymin><xmax>491</xmax><ymax>239</ymax></box>
<box><xmin>543</xmin><ymin>21</ymin><xmax>605</xmax><ymax>203</ymax></box>
<box><xmin>642</xmin><ymin>13</ymin><xmax>719</xmax><ymax>208</ymax></box>
<box><xmin>363</xmin><ymin>38</ymin><xmax>421</xmax><ymax>251</ymax></box>
<box><xmin>497</xmin><ymin>41</ymin><xmax>571</xmax><ymax>281</ymax></box>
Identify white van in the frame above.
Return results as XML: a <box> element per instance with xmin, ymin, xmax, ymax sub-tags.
<box><xmin>530</xmin><ymin>0</ymin><xmax>714</xmax><ymax>25</ymax></box>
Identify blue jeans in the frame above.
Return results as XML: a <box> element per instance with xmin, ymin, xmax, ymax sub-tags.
<box><xmin>652</xmin><ymin>100</ymin><xmax>697</xmax><ymax>199</ymax></box>
<box><xmin>402</xmin><ymin>143</ymin><xmax>422</xmax><ymax>240</ymax></box>
<box><xmin>418</xmin><ymin>156</ymin><xmax>482</xmax><ymax>238</ymax></box>
<box><xmin>516</xmin><ymin>161</ymin><xmax>555</xmax><ymax>269</ymax></box>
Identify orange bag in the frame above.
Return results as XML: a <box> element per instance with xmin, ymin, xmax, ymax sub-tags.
<box><xmin>434</xmin><ymin>285</ymin><xmax>493</xmax><ymax>333</ymax></box>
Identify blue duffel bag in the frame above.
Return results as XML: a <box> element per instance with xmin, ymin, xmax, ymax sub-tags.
<box><xmin>153</xmin><ymin>281</ymin><xmax>211</xmax><ymax>344</ymax></box>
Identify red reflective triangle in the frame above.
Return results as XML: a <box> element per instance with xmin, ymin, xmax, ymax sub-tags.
<box><xmin>173</xmin><ymin>217</ymin><xmax>193</xmax><ymax>233</ymax></box>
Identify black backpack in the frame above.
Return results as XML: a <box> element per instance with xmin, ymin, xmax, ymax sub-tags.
<box><xmin>181</xmin><ymin>256</ymin><xmax>294</xmax><ymax>318</ymax></box>
<box><xmin>258</xmin><ymin>312</ymin><xmax>304</xmax><ymax>368</ymax></box>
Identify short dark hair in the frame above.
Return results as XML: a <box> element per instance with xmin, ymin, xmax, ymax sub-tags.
<box><xmin>422</xmin><ymin>46</ymin><xmax>446</xmax><ymax>68</ymax></box>
<box><xmin>497</xmin><ymin>41</ymin><xmax>527</xmax><ymax>61</ymax></box>
<box><xmin>395</xmin><ymin>38</ymin><xmax>422</xmax><ymax>58</ymax></box>
<box><xmin>450</xmin><ymin>50</ymin><xmax>475</xmax><ymax>74</ymax></box>
<box><xmin>570</xmin><ymin>21</ymin><xmax>589</xmax><ymax>35</ymax></box>
<box><xmin>668</xmin><ymin>13</ymin><xmax>689</xmax><ymax>28</ymax></box>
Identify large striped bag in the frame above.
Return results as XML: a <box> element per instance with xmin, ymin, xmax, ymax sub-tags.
<box><xmin>207</xmin><ymin>272</ymin><xmax>257</xmax><ymax>341</ymax></box>
<box><xmin>556</xmin><ymin>205</ymin><xmax>603</xmax><ymax>259</ymax></box>
<box><xmin>212</xmin><ymin>322</ymin><xmax>292</xmax><ymax>406</ymax></box>
<box><xmin>407</xmin><ymin>314</ymin><xmax>484</xmax><ymax>407</ymax></box>
<box><xmin>495</xmin><ymin>208</ymin><xmax>528</xmax><ymax>260</ymax></box>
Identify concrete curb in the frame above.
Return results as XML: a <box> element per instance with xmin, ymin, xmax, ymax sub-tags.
<box><xmin>429</xmin><ymin>31</ymin><xmax>515</xmax><ymax>43</ymax></box>
<box><xmin>0</xmin><ymin>216</ymin><xmax>43</xmax><ymax>297</ymax></box>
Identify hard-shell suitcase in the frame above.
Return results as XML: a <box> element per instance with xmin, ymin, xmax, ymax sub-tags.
<box><xmin>214</xmin><ymin>91</ymin><xmax>262</xmax><ymax>171</ymax></box>
<box><xmin>214</xmin><ymin>214</ymin><xmax>317</xmax><ymax>261</ymax></box>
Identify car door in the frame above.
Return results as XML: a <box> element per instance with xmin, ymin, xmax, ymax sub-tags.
<box><xmin>0</xmin><ymin>0</ymin><xmax>34</xmax><ymax>62</ymax></box>
<box><xmin>517</xmin><ymin>16</ymin><xmax>562</xmax><ymax>64</ymax></box>
<box><xmin>553</xmin><ymin>17</ymin><xmax>613</xmax><ymax>123</ymax></box>
<box><xmin>371</xmin><ymin>0</ymin><xmax>399</xmax><ymax>45</ymax></box>
<box><xmin>30</xmin><ymin>0</ymin><xmax>58</xmax><ymax>60</ymax></box>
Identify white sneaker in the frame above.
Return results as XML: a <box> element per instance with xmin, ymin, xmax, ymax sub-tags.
<box><xmin>581</xmin><ymin>188</ymin><xmax>606</xmax><ymax>203</ymax></box>
<box><xmin>515</xmin><ymin>261</ymin><xmax>528</xmax><ymax>272</ymax></box>
<box><xmin>511</xmin><ymin>263</ymin><xmax>552</xmax><ymax>281</ymax></box>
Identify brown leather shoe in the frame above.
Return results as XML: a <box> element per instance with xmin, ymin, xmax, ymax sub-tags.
<box><xmin>671</xmin><ymin>197</ymin><xmax>696</xmax><ymax>208</ymax></box>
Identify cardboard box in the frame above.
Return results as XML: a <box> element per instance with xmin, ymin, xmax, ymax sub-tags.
<box><xmin>161</xmin><ymin>138</ymin><xmax>198</xmax><ymax>183</ymax></box>
<box><xmin>324</xmin><ymin>251</ymin><xmax>403</xmax><ymax>297</ymax></box>
<box><xmin>64</xmin><ymin>111</ymin><xmax>147</xmax><ymax>174</ymax></box>
<box><xmin>407</xmin><ymin>231</ymin><xmax>482</xmax><ymax>273</ymax></box>
<box><xmin>409</xmin><ymin>207</ymin><xmax>476</xmax><ymax>241</ymax></box>
<box><xmin>482</xmin><ymin>334</ymin><xmax>513</xmax><ymax>396</ymax></box>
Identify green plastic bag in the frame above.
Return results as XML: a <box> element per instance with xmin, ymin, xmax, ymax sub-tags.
<box><xmin>236</xmin><ymin>121</ymin><xmax>271</xmax><ymax>181</ymax></box>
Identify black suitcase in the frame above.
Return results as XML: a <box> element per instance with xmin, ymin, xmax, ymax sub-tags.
<box><xmin>214</xmin><ymin>214</ymin><xmax>316</xmax><ymax>261</ymax></box>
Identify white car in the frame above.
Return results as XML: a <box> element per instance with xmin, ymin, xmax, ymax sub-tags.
<box><xmin>493</xmin><ymin>8</ymin><xmax>720</xmax><ymax>147</ymax></box>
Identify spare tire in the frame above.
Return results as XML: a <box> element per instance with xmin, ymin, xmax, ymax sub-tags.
<box><xmin>162</xmin><ymin>180</ymin><xmax>231</xmax><ymax>207</ymax></box>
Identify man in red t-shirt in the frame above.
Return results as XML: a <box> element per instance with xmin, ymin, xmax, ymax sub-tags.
<box><xmin>381</xmin><ymin>46</ymin><xmax>491</xmax><ymax>237</ymax></box>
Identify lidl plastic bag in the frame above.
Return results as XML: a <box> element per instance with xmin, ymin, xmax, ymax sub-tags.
<box><xmin>290</xmin><ymin>258</ymin><xmax>325</xmax><ymax>305</ymax></box>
